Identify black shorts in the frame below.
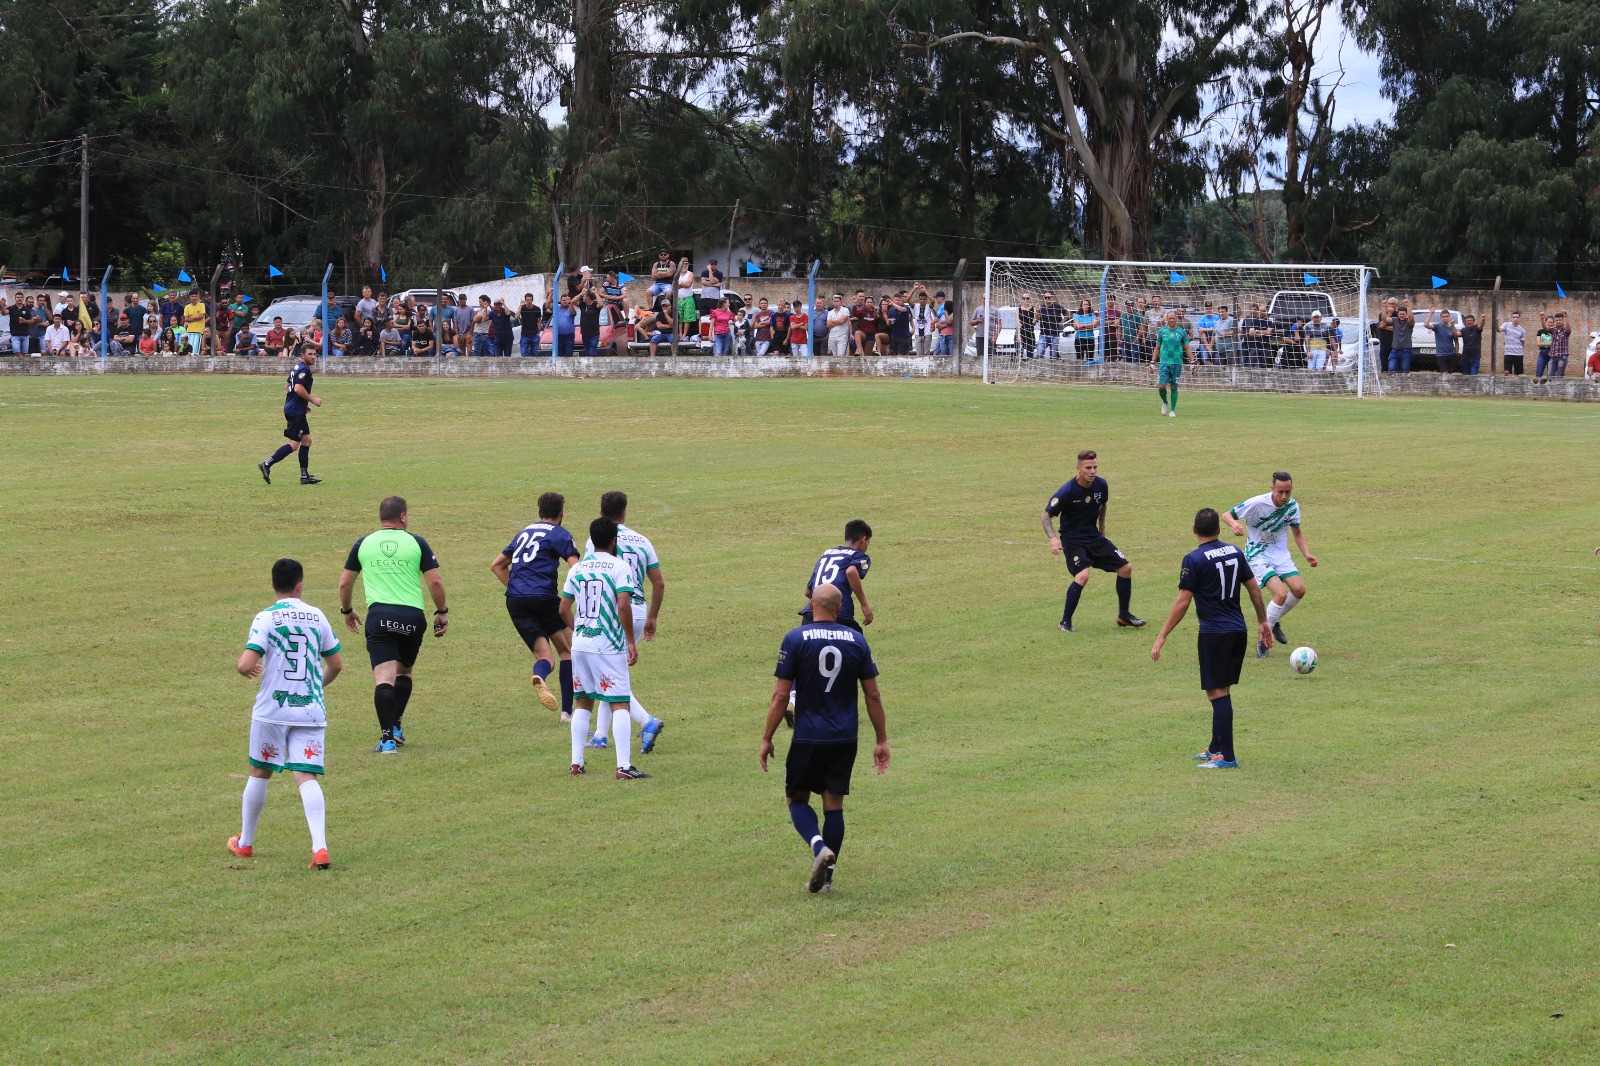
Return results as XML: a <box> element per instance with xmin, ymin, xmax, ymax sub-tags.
<box><xmin>1197</xmin><ymin>631</ymin><xmax>1247</xmax><ymax>691</ymax></box>
<box><xmin>797</xmin><ymin>609</ymin><xmax>862</xmax><ymax>632</ymax></box>
<box><xmin>1063</xmin><ymin>536</ymin><xmax>1127</xmax><ymax>576</ymax></box>
<box><xmin>283</xmin><ymin>411</ymin><xmax>310</xmax><ymax>442</ymax></box>
<box><xmin>506</xmin><ymin>594</ymin><xmax>566</xmax><ymax>652</ymax></box>
<box><xmin>365</xmin><ymin>603</ymin><xmax>426</xmax><ymax>668</ymax></box>
<box><xmin>785</xmin><ymin>740</ymin><xmax>858</xmax><ymax>798</ymax></box>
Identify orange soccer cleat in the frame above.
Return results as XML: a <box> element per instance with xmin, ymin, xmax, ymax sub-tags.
<box><xmin>227</xmin><ymin>836</ymin><xmax>253</xmax><ymax>858</ymax></box>
<box><xmin>308</xmin><ymin>848</ymin><xmax>331</xmax><ymax>870</ymax></box>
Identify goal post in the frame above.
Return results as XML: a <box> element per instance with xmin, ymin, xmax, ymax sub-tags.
<box><xmin>980</xmin><ymin>257</ymin><xmax>1382</xmax><ymax>396</ymax></box>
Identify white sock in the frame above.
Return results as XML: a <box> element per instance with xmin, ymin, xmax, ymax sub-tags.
<box><xmin>298</xmin><ymin>779</ymin><xmax>327</xmax><ymax>852</ymax></box>
<box><xmin>1281</xmin><ymin>592</ymin><xmax>1300</xmax><ymax>616</ymax></box>
<box><xmin>239</xmin><ymin>776</ymin><xmax>269</xmax><ymax>846</ymax></box>
<box><xmin>628</xmin><ymin>696</ymin><xmax>651</xmax><ymax>727</ymax></box>
<box><xmin>614</xmin><ymin>709</ymin><xmax>632</xmax><ymax>769</ymax></box>
<box><xmin>571</xmin><ymin>708</ymin><xmax>591</xmax><ymax>765</ymax></box>
<box><xmin>593</xmin><ymin>703</ymin><xmax>612</xmax><ymax>742</ymax></box>
<box><xmin>1266</xmin><ymin>599</ymin><xmax>1285</xmax><ymax>627</ymax></box>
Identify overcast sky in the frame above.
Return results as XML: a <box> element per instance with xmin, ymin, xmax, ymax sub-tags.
<box><xmin>1318</xmin><ymin>19</ymin><xmax>1393</xmax><ymax>128</ymax></box>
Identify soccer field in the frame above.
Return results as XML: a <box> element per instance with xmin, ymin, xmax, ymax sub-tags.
<box><xmin>5</xmin><ymin>375</ymin><xmax>1599</xmax><ymax>1064</ymax></box>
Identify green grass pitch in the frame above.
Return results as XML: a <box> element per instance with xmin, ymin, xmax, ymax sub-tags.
<box><xmin>3</xmin><ymin>375</ymin><xmax>1599</xmax><ymax>1064</ymax></box>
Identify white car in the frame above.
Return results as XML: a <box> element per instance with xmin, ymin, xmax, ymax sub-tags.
<box><xmin>251</xmin><ymin>295</ymin><xmax>323</xmax><ymax>339</ymax></box>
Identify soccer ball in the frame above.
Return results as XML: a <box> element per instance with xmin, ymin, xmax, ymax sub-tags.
<box><xmin>1289</xmin><ymin>646</ymin><xmax>1317</xmax><ymax>674</ymax></box>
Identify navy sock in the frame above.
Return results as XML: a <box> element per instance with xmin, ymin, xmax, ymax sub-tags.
<box><xmin>789</xmin><ymin>802</ymin><xmax>823</xmax><ymax>855</ymax></box>
<box><xmin>298</xmin><ymin>445</ymin><xmax>310</xmax><ymax>473</ymax></box>
<box><xmin>267</xmin><ymin>444</ymin><xmax>293</xmax><ymax>467</ymax></box>
<box><xmin>1210</xmin><ymin>695</ymin><xmax>1235</xmax><ymax>762</ymax></box>
<box><xmin>533</xmin><ymin>658</ymin><xmax>553</xmax><ymax>680</ymax></box>
<box><xmin>558</xmin><ymin>659</ymin><xmax>573</xmax><ymax>715</ymax></box>
<box><xmin>393</xmin><ymin>675</ymin><xmax>413</xmax><ymax>722</ymax></box>
<box><xmin>374</xmin><ymin>683</ymin><xmax>396</xmax><ymax>736</ymax></box>
<box><xmin>822</xmin><ymin>808</ymin><xmax>844</xmax><ymax>857</ymax></box>
<box><xmin>1063</xmin><ymin>581</ymin><xmax>1083</xmax><ymax>625</ymax></box>
<box><xmin>1116</xmin><ymin>575</ymin><xmax>1133</xmax><ymax>616</ymax></box>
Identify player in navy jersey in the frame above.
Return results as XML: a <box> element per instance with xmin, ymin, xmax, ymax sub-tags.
<box><xmin>258</xmin><ymin>345</ymin><xmax>323</xmax><ymax>485</ymax></box>
<box><xmin>491</xmin><ymin>491</ymin><xmax>581</xmax><ymax>719</ymax></box>
<box><xmin>762</xmin><ymin>584</ymin><xmax>889</xmax><ymax>893</ymax></box>
<box><xmin>1042</xmin><ymin>450</ymin><xmax>1143</xmax><ymax>631</ymax></box>
<box><xmin>799</xmin><ymin>519</ymin><xmax>874</xmax><ymax>630</ymax></box>
<box><xmin>1150</xmin><ymin>508</ymin><xmax>1273</xmax><ymax>769</ymax></box>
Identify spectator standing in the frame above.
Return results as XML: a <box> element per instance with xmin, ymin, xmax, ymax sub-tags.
<box><xmin>1499</xmin><ymin>311</ymin><xmax>1527</xmax><ymax>375</ymax></box>
<box><xmin>1542</xmin><ymin>312</ymin><xmax>1571</xmax><ymax>381</ymax></box>
<box><xmin>810</xmin><ymin>296</ymin><xmax>829</xmax><ymax>356</ymax></box>
<box><xmin>1104</xmin><ymin>296</ymin><xmax>1122</xmax><ymax>360</ymax></box>
<box><xmin>577</xmin><ymin>290</ymin><xmax>602</xmax><ymax>356</ymax></box>
<box><xmin>853</xmin><ymin>291</ymin><xmax>881</xmax><ymax>356</ymax></box>
<box><xmin>125</xmin><ymin>293</ymin><xmax>147</xmax><ymax>338</ymax></box>
<box><xmin>159</xmin><ymin>291</ymin><xmax>181</xmax><ymax>326</ymax></box>
<box><xmin>753</xmin><ymin>298</ymin><xmax>774</xmax><ymax>356</ymax></box>
<box><xmin>675</xmin><ymin>264</ymin><xmax>697</xmax><ymax>340</ymax></box>
<box><xmin>355</xmin><ymin>286</ymin><xmax>378</xmax><ymax>328</ymax></box>
<box><xmin>970</xmin><ymin>295</ymin><xmax>1001</xmax><ymax>355</ymax></box>
<box><xmin>552</xmin><ymin>295</ymin><xmax>576</xmax><ymax>358</ymax></box>
<box><xmin>1426</xmin><ymin>310</ymin><xmax>1459</xmax><ymax>373</ymax></box>
<box><xmin>1036</xmin><ymin>292</ymin><xmax>1065</xmax><ymax>359</ymax></box>
<box><xmin>909</xmin><ymin>287</ymin><xmax>937</xmax><ymax>357</ymax></box>
<box><xmin>7</xmin><ymin>294</ymin><xmax>27</xmax><ymax>354</ymax></box>
<box><xmin>1215</xmin><ymin>305</ymin><xmax>1236</xmax><ymax>365</ymax></box>
<box><xmin>472</xmin><ymin>295</ymin><xmax>493</xmax><ymax>357</ymax></box>
<box><xmin>772</xmin><ymin>301</ymin><xmax>792</xmax><ymax>356</ymax></box>
<box><xmin>1586</xmin><ymin>340</ymin><xmax>1600</xmax><ymax>381</ymax></box>
<box><xmin>698</xmin><ymin>260</ymin><xmax>724</xmax><ymax>319</ymax></box>
<box><xmin>788</xmin><ymin>300</ymin><xmax>810</xmax><ymax>358</ymax></box>
<box><xmin>710</xmin><ymin>297</ymin><xmax>735</xmax><ymax>356</ymax></box>
<box><xmin>826</xmin><ymin>294</ymin><xmax>851</xmax><ymax>358</ymax></box>
<box><xmin>182</xmin><ymin>291</ymin><xmax>208</xmax><ymax>355</ymax></box>
<box><xmin>1304</xmin><ymin>311</ymin><xmax>1335</xmax><ymax>371</ymax></box>
<box><xmin>1459</xmin><ymin>314</ymin><xmax>1483</xmax><ymax>374</ymax></box>
<box><xmin>519</xmin><ymin>294</ymin><xmax>543</xmax><ymax>358</ymax></box>
<box><xmin>491</xmin><ymin>299</ymin><xmax>515</xmax><ymax>357</ymax></box>
<box><xmin>885</xmin><ymin>292</ymin><xmax>911</xmax><ymax>355</ymax></box>
<box><xmin>1388</xmin><ymin>305</ymin><xmax>1415</xmax><ymax>373</ymax></box>
<box><xmin>1016</xmin><ymin>294</ymin><xmax>1036</xmax><ymax>359</ymax></box>
<box><xmin>1534</xmin><ymin>316</ymin><xmax>1554</xmax><ymax>378</ymax></box>
<box><xmin>1374</xmin><ymin>297</ymin><xmax>1396</xmax><ymax>368</ymax></box>
<box><xmin>1073</xmin><ymin>299</ymin><xmax>1099</xmax><ymax>361</ymax></box>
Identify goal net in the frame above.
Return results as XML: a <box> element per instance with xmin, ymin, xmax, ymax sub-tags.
<box><xmin>979</xmin><ymin>258</ymin><xmax>1380</xmax><ymax>396</ymax></box>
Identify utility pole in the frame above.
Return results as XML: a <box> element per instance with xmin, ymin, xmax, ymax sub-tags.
<box><xmin>79</xmin><ymin>133</ymin><xmax>89</xmax><ymax>295</ymax></box>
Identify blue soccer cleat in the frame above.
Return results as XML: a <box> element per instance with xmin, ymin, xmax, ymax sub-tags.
<box><xmin>586</xmin><ymin>735</ymin><xmax>609</xmax><ymax>750</ymax></box>
<box><xmin>1197</xmin><ymin>759</ymin><xmax>1239</xmax><ymax>769</ymax></box>
<box><xmin>373</xmin><ymin>738</ymin><xmax>398</xmax><ymax>754</ymax></box>
<box><xmin>1194</xmin><ymin>750</ymin><xmax>1219</xmax><ymax>761</ymax></box>
<box><xmin>392</xmin><ymin>726</ymin><xmax>405</xmax><ymax>746</ymax></box>
<box><xmin>640</xmin><ymin>717</ymin><xmax>664</xmax><ymax>754</ymax></box>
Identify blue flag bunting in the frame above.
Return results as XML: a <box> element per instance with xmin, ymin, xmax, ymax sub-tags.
<box><xmin>177</xmin><ymin>269</ymin><xmax>192</xmax><ymax>283</ymax></box>
<box><xmin>1556</xmin><ymin>282</ymin><xmax>1568</xmax><ymax>298</ymax></box>
<box><xmin>380</xmin><ymin>265</ymin><xmax>387</xmax><ymax>282</ymax></box>
<box><xmin>1431</xmin><ymin>275</ymin><xmax>1448</xmax><ymax>288</ymax></box>
<box><xmin>151</xmin><ymin>283</ymin><xmax>167</xmax><ymax>293</ymax></box>
<box><xmin>1169</xmin><ymin>270</ymin><xmax>1186</xmax><ymax>284</ymax></box>
<box><xmin>617</xmin><ymin>272</ymin><xmax>635</xmax><ymax>283</ymax></box>
<box><xmin>240</xmin><ymin>295</ymin><xmax>252</xmax><ymax>302</ymax></box>
<box><xmin>1302</xmin><ymin>272</ymin><xmax>1320</xmax><ymax>286</ymax></box>
<box><xmin>503</xmin><ymin>267</ymin><xmax>516</xmax><ymax>279</ymax></box>
<box><xmin>746</xmin><ymin>261</ymin><xmax>762</xmax><ymax>274</ymax></box>
<box><xmin>268</xmin><ymin>265</ymin><xmax>283</xmax><ymax>278</ymax></box>
<box><xmin>63</xmin><ymin>266</ymin><xmax>71</xmax><ymax>282</ymax></box>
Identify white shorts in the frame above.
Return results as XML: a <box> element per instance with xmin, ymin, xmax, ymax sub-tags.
<box><xmin>1244</xmin><ymin>541</ymin><xmax>1298</xmax><ymax>583</ymax></box>
<box><xmin>632</xmin><ymin>603</ymin><xmax>649</xmax><ymax>641</ymax></box>
<box><xmin>572</xmin><ymin>648</ymin><xmax>631</xmax><ymax>704</ymax></box>
<box><xmin>249</xmin><ymin>720</ymin><xmax>326</xmax><ymax>774</ymax></box>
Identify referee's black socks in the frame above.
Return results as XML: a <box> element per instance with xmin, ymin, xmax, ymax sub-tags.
<box><xmin>374</xmin><ymin>683</ymin><xmax>397</xmax><ymax>738</ymax></box>
<box><xmin>393</xmin><ymin>675</ymin><xmax>413</xmax><ymax>723</ymax></box>
<box><xmin>1116</xmin><ymin>575</ymin><xmax>1133</xmax><ymax>617</ymax></box>
<box><xmin>1209</xmin><ymin>695</ymin><xmax>1235</xmax><ymax>762</ymax></box>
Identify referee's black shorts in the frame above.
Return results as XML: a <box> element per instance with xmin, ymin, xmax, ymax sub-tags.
<box><xmin>1063</xmin><ymin>535</ymin><xmax>1128</xmax><ymax>576</ymax></box>
<box><xmin>1197</xmin><ymin>631</ymin><xmax>1247</xmax><ymax>691</ymax></box>
<box><xmin>505</xmin><ymin>594</ymin><xmax>566</xmax><ymax>653</ymax></box>
<box><xmin>365</xmin><ymin>603</ymin><xmax>426</xmax><ymax>668</ymax></box>
<box><xmin>283</xmin><ymin>412</ymin><xmax>310</xmax><ymax>441</ymax></box>
<box><xmin>785</xmin><ymin>740</ymin><xmax>858</xmax><ymax>798</ymax></box>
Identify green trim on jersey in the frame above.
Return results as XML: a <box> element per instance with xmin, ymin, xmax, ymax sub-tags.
<box><xmin>245</xmin><ymin>643</ymin><xmax>266</xmax><ymax>654</ymax></box>
<box><xmin>282</xmin><ymin>761</ymin><xmax>325</xmax><ymax>774</ymax></box>
<box><xmin>356</xmin><ymin>529</ymin><xmax>428</xmax><ymax>611</ymax></box>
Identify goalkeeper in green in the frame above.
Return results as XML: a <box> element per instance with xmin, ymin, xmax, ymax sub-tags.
<box><xmin>1150</xmin><ymin>310</ymin><xmax>1190</xmax><ymax>418</ymax></box>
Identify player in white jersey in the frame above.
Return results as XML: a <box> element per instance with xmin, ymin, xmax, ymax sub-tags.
<box><xmin>227</xmin><ymin>559</ymin><xmax>344</xmax><ymax>869</ymax></box>
<box><xmin>561</xmin><ymin>517</ymin><xmax>647</xmax><ymax>779</ymax></box>
<box><xmin>1224</xmin><ymin>471</ymin><xmax>1318</xmax><ymax>659</ymax></box>
<box><xmin>583</xmin><ymin>490</ymin><xmax>667</xmax><ymax>753</ymax></box>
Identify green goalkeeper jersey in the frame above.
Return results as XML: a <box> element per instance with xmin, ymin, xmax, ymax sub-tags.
<box><xmin>1156</xmin><ymin>326</ymin><xmax>1189</xmax><ymax>365</ymax></box>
